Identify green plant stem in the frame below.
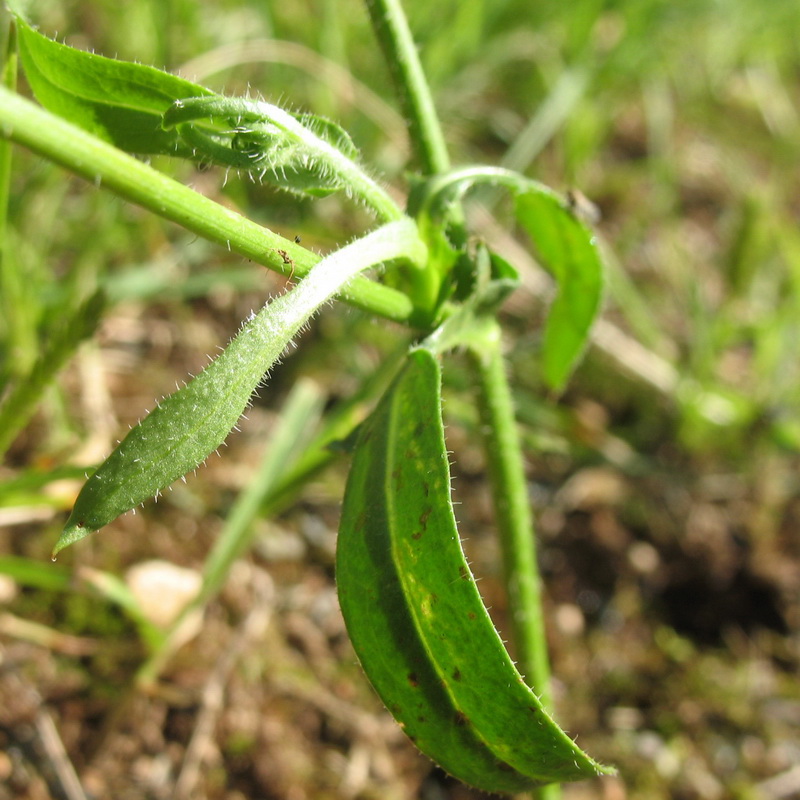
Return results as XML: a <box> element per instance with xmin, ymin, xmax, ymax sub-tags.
<box><xmin>0</xmin><ymin>86</ymin><xmax>417</xmax><ymax>325</ymax></box>
<box><xmin>466</xmin><ymin>321</ymin><xmax>551</xmax><ymax>700</ymax></box>
<box><xmin>466</xmin><ymin>319</ymin><xmax>561</xmax><ymax>800</ymax></box>
<box><xmin>364</xmin><ymin>0</ymin><xmax>450</xmax><ymax>175</ymax></box>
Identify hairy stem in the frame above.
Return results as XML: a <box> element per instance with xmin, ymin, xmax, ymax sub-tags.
<box><xmin>164</xmin><ymin>95</ymin><xmax>404</xmax><ymax>223</ymax></box>
<box><xmin>363</xmin><ymin>0</ymin><xmax>450</xmax><ymax>175</ymax></box>
<box><xmin>0</xmin><ymin>86</ymin><xmax>418</xmax><ymax>324</ymax></box>
<box><xmin>466</xmin><ymin>320</ymin><xmax>561</xmax><ymax>800</ymax></box>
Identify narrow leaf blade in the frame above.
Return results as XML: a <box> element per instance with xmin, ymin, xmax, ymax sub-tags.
<box><xmin>515</xmin><ymin>190</ymin><xmax>604</xmax><ymax>391</ymax></box>
<box><xmin>56</xmin><ymin>298</ymin><xmax>293</xmax><ymax>555</ymax></box>
<box><xmin>55</xmin><ymin>219</ymin><xmax>423</xmax><ymax>555</ymax></box>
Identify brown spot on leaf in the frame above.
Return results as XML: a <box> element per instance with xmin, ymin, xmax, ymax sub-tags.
<box><xmin>408</xmin><ymin>672</ymin><xmax>419</xmax><ymax>687</ymax></box>
<box><xmin>454</xmin><ymin>711</ymin><xmax>469</xmax><ymax>727</ymax></box>
<box><xmin>419</xmin><ymin>506</ymin><xmax>432</xmax><ymax>530</ymax></box>
<box><xmin>452</xmin><ymin>668</ymin><xmax>462</xmax><ymax>681</ymax></box>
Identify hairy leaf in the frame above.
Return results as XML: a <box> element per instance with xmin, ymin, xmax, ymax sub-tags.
<box><xmin>56</xmin><ymin>219</ymin><xmax>424</xmax><ymax>555</ymax></box>
<box><xmin>163</xmin><ymin>96</ymin><xmax>371</xmax><ymax>200</ymax></box>
<box><xmin>337</xmin><ymin>348</ymin><xmax>612</xmax><ymax>790</ymax></box>
<box><xmin>16</xmin><ymin>17</ymin><xmax>212</xmax><ymax>155</ymax></box>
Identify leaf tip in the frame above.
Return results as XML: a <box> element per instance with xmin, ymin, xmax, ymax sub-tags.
<box><xmin>53</xmin><ymin>516</ymin><xmax>96</xmax><ymax>558</ymax></box>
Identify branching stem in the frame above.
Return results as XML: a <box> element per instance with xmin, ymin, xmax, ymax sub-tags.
<box><xmin>0</xmin><ymin>86</ymin><xmax>418</xmax><ymax>324</ymax></box>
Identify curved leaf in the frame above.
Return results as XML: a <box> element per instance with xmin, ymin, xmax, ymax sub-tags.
<box><xmin>337</xmin><ymin>348</ymin><xmax>612</xmax><ymax>790</ymax></box>
<box><xmin>163</xmin><ymin>96</ymin><xmax>399</xmax><ymax>215</ymax></box>
<box><xmin>55</xmin><ymin>219</ymin><xmax>425</xmax><ymax>555</ymax></box>
<box><xmin>515</xmin><ymin>188</ymin><xmax>604</xmax><ymax>391</ymax></box>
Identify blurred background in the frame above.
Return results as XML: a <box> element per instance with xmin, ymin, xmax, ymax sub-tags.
<box><xmin>1</xmin><ymin>1</ymin><xmax>799</xmax><ymax>798</ymax></box>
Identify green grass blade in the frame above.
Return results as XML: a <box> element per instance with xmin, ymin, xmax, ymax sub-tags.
<box><xmin>77</xmin><ymin>567</ymin><xmax>166</xmax><ymax>651</ymax></box>
<box><xmin>199</xmin><ymin>378</ymin><xmax>325</xmax><ymax>603</ymax></box>
<box><xmin>0</xmin><ymin>290</ymin><xmax>105</xmax><ymax>458</ymax></box>
<box><xmin>0</xmin><ymin>554</ymin><xmax>72</xmax><ymax>591</ymax></box>
<box><xmin>136</xmin><ymin>377</ymin><xmax>326</xmax><ymax>686</ymax></box>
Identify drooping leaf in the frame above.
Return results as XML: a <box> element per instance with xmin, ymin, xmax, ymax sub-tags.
<box><xmin>414</xmin><ymin>167</ymin><xmax>605</xmax><ymax>390</ymax></box>
<box><xmin>337</xmin><ymin>347</ymin><xmax>613</xmax><ymax>790</ymax></box>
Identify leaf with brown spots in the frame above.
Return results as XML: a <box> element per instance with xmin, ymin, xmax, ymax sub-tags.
<box><xmin>336</xmin><ymin>348</ymin><xmax>612</xmax><ymax>792</ymax></box>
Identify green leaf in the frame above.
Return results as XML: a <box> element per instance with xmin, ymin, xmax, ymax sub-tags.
<box><xmin>337</xmin><ymin>348</ymin><xmax>612</xmax><ymax>791</ymax></box>
<box><xmin>55</xmin><ymin>219</ymin><xmax>425</xmax><ymax>556</ymax></box>
<box><xmin>516</xmin><ymin>190</ymin><xmax>604</xmax><ymax>391</ymax></box>
<box><xmin>16</xmin><ymin>17</ymin><xmax>212</xmax><ymax>155</ymax></box>
<box><xmin>13</xmin><ymin>21</ymin><xmax>402</xmax><ymax>218</ymax></box>
<box><xmin>414</xmin><ymin>166</ymin><xmax>605</xmax><ymax>390</ymax></box>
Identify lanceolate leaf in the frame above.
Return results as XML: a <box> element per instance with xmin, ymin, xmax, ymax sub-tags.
<box><xmin>516</xmin><ymin>189</ymin><xmax>604</xmax><ymax>392</ymax></box>
<box><xmin>16</xmin><ymin>17</ymin><xmax>211</xmax><ymax>156</ymax></box>
<box><xmin>337</xmin><ymin>347</ymin><xmax>612</xmax><ymax>790</ymax></box>
<box><xmin>55</xmin><ymin>219</ymin><xmax>425</xmax><ymax>556</ymax></box>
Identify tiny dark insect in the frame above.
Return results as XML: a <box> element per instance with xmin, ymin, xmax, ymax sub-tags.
<box><xmin>294</xmin><ymin>235</ymin><xmax>301</xmax><ymax>243</ymax></box>
<box><xmin>565</xmin><ymin>188</ymin><xmax>601</xmax><ymax>225</ymax></box>
<box><xmin>277</xmin><ymin>248</ymin><xmax>295</xmax><ymax>280</ymax></box>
